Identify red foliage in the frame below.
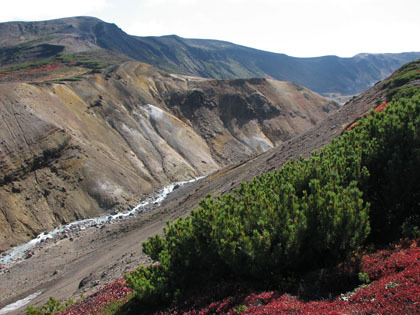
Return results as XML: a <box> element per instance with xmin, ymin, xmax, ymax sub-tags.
<box><xmin>347</xmin><ymin>240</ymin><xmax>420</xmax><ymax>314</ymax></box>
<box><xmin>57</xmin><ymin>278</ymin><xmax>133</xmax><ymax>315</ymax></box>
<box><xmin>360</xmin><ymin>240</ymin><xmax>419</xmax><ymax>280</ymax></box>
<box><xmin>346</xmin><ymin>101</ymin><xmax>391</xmax><ymax>131</ymax></box>
<box><xmin>0</xmin><ymin>63</ymin><xmax>60</xmax><ymax>81</ymax></box>
<box><xmin>57</xmin><ymin>240</ymin><xmax>420</xmax><ymax>314</ymax></box>
<box><xmin>157</xmin><ymin>240</ymin><xmax>420</xmax><ymax>315</ymax></box>
<box><xmin>374</xmin><ymin>101</ymin><xmax>391</xmax><ymax>113</ymax></box>
<box><xmin>242</xmin><ymin>295</ymin><xmax>343</xmax><ymax>315</ymax></box>
<box><xmin>29</xmin><ymin>63</ymin><xmax>59</xmax><ymax>72</ymax></box>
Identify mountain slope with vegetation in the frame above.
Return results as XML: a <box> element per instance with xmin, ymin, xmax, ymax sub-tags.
<box><xmin>122</xmin><ymin>64</ymin><xmax>420</xmax><ymax>312</ymax></box>
<box><xmin>1</xmin><ymin>16</ymin><xmax>419</xmax><ymax>315</ymax></box>
<box><xmin>41</xmin><ymin>59</ymin><xmax>419</xmax><ymax>315</ymax></box>
<box><xmin>1</xmin><ymin>16</ymin><xmax>419</xmax><ymax>95</ymax></box>
<box><xmin>24</xmin><ymin>57</ymin><xmax>419</xmax><ymax>315</ymax></box>
<box><xmin>53</xmin><ymin>239</ymin><xmax>420</xmax><ymax>315</ymax></box>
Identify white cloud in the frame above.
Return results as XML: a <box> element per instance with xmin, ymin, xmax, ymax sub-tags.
<box><xmin>0</xmin><ymin>0</ymin><xmax>110</xmax><ymax>22</ymax></box>
<box><xmin>1</xmin><ymin>0</ymin><xmax>420</xmax><ymax>57</ymax></box>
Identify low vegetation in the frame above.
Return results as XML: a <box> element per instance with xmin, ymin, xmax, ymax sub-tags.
<box><xmin>0</xmin><ymin>51</ymin><xmax>112</xmax><ymax>73</ymax></box>
<box><xmin>382</xmin><ymin>60</ymin><xmax>420</xmax><ymax>90</ymax></box>
<box><xmin>54</xmin><ymin>52</ymin><xmax>113</xmax><ymax>71</ymax></box>
<box><xmin>27</xmin><ymin>239</ymin><xmax>420</xmax><ymax>314</ymax></box>
<box><xmin>158</xmin><ymin>240</ymin><xmax>420</xmax><ymax>314</ymax></box>
<box><xmin>59</xmin><ymin>278</ymin><xmax>133</xmax><ymax>315</ymax></box>
<box><xmin>27</xmin><ymin>279</ymin><xmax>132</xmax><ymax>315</ymax></box>
<box><xmin>382</xmin><ymin>59</ymin><xmax>420</xmax><ymax>100</ymax></box>
<box><xmin>0</xmin><ymin>51</ymin><xmax>114</xmax><ymax>83</ymax></box>
<box><xmin>27</xmin><ymin>297</ymin><xmax>75</xmax><ymax>315</ymax></box>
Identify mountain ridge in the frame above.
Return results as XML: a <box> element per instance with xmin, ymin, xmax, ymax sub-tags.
<box><xmin>1</xmin><ymin>16</ymin><xmax>420</xmax><ymax>95</ymax></box>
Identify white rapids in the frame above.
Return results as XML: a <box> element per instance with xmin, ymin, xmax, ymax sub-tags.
<box><xmin>0</xmin><ymin>176</ymin><xmax>203</xmax><ymax>266</ymax></box>
<box><xmin>0</xmin><ymin>291</ymin><xmax>42</xmax><ymax>314</ymax></box>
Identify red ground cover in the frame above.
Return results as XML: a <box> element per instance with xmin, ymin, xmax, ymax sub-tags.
<box><xmin>346</xmin><ymin>101</ymin><xmax>391</xmax><ymax>131</ymax></box>
<box><xmin>0</xmin><ymin>63</ymin><xmax>60</xmax><ymax>81</ymax></box>
<box><xmin>161</xmin><ymin>240</ymin><xmax>420</xmax><ymax>315</ymax></box>
<box><xmin>373</xmin><ymin>101</ymin><xmax>391</xmax><ymax>113</ymax></box>
<box><xmin>58</xmin><ymin>240</ymin><xmax>419</xmax><ymax>314</ymax></box>
<box><xmin>57</xmin><ymin>278</ymin><xmax>133</xmax><ymax>315</ymax></box>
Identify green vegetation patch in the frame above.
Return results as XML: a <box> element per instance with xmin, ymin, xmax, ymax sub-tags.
<box><xmin>55</xmin><ymin>52</ymin><xmax>113</xmax><ymax>70</ymax></box>
<box><xmin>0</xmin><ymin>51</ymin><xmax>113</xmax><ymax>76</ymax></box>
<box><xmin>0</xmin><ymin>42</ymin><xmax>64</xmax><ymax>66</ymax></box>
<box><xmin>0</xmin><ymin>50</ymin><xmax>116</xmax><ymax>83</ymax></box>
<box><xmin>0</xmin><ymin>58</ymin><xmax>55</xmax><ymax>74</ymax></box>
<box><xmin>382</xmin><ymin>60</ymin><xmax>420</xmax><ymax>97</ymax></box>
<box><xmin>26</xmin><ymin>296</ymin><xmax>75</xmax><ymax>315</ymax></box>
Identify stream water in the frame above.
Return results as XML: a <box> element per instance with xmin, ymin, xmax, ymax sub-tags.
<box><xmin>0</xmin><ymin>290</ymin><xmax>42</xmax><ymax>314</ymax></box>
<box><xmin>0</xmin><ymin>176</ymin><xmax>203</xmax><ymax>266</ymax></box>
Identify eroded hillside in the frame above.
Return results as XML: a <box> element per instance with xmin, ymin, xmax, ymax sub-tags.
<box><xmin>0</xmin><ymin>61</ymin><xmax>337</xmax><ymax>248</ymax></box>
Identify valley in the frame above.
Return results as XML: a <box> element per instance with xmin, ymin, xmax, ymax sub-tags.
<box><xmin>0</xmin><ymin>16</ymin><xmax>419</xmax><ymax>315</ymax></box>
<box><xmin>0</xmin><ymin>60</ymin><xmax>337</xmax><ymax>249</ymax></box>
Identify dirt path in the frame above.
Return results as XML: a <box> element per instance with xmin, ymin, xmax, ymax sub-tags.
<box><xmin>0</xmin><ymin>86</ymin><xmax>382</xmax><ymax>314</ymax></box>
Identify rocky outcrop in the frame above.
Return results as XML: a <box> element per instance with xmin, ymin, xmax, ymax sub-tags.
<box><xmin>0</xmin><ymin>61</ymin><xmax>337</xmax><ymax>248</ymax></box>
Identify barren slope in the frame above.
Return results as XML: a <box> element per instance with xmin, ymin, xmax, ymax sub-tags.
<box><xmin>0</xmin><ymin>61</ymin><xmax>336</xmax><ymax>248</ymax></box>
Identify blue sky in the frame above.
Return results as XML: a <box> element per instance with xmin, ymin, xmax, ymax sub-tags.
<box><xmin>1</xmin><ymin>0</ymin><xmax>419</xmax><ymax>57</ymax></box>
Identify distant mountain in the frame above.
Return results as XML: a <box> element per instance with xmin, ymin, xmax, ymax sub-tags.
<box><xmin>130</xmin><ymin>37</ymin><xmax>420</xmax><ymax>96</ymax></box>
<box><xmin>1</xmin><ymin>16</ymin><xmax>419</xmax><ymax>95</ymax></box>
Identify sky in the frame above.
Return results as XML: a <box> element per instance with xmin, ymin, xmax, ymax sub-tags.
<box><xmin>1</xmin><ymin>0</ymin><xmax>419</xmax><ymax>58</ymax></box>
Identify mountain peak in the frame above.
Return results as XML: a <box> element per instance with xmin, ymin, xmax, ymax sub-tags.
<box><xmin>0</xmin><ymin>17</ymin><xmax>419</xmax><ymax>95</ymax></box>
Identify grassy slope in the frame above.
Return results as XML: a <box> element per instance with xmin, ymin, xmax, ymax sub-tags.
<box><xmin>0</xmin><ymin>51</ymin><xmax>122</xmax><ymax>83</ymax></box>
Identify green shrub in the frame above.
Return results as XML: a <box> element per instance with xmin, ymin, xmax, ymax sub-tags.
<box><xmin>234</xmin><ymin>304</ymin><xmax>247</xmax><ymax>313</ymax></box>
<box><xmin>359</xmin><ymin>94</ymin><xmax>420</xmax><ymax>242</ymax></box>
<box><xmin>128</xmin><ymin>142</ymin><xmax>370</xmax><ymax>304</ymax></box>
<box><xmin>126</xmin><ymin>264</ymin><xmax>171</xmax><ymax>306</ymax></box>
<box><xmin>358</xmin><ymin>272</ymin><xmax>370</xmax><ymax>284</ymax></box>
<box><xmin>382</xmin><ymin>60</ymin><xmax>420</xmax><ymax>91</ymax></box>
<box><xmin>26</xmin><ymin>297</ymin><xmax>73</xmax><ymax>315</ymax></box>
